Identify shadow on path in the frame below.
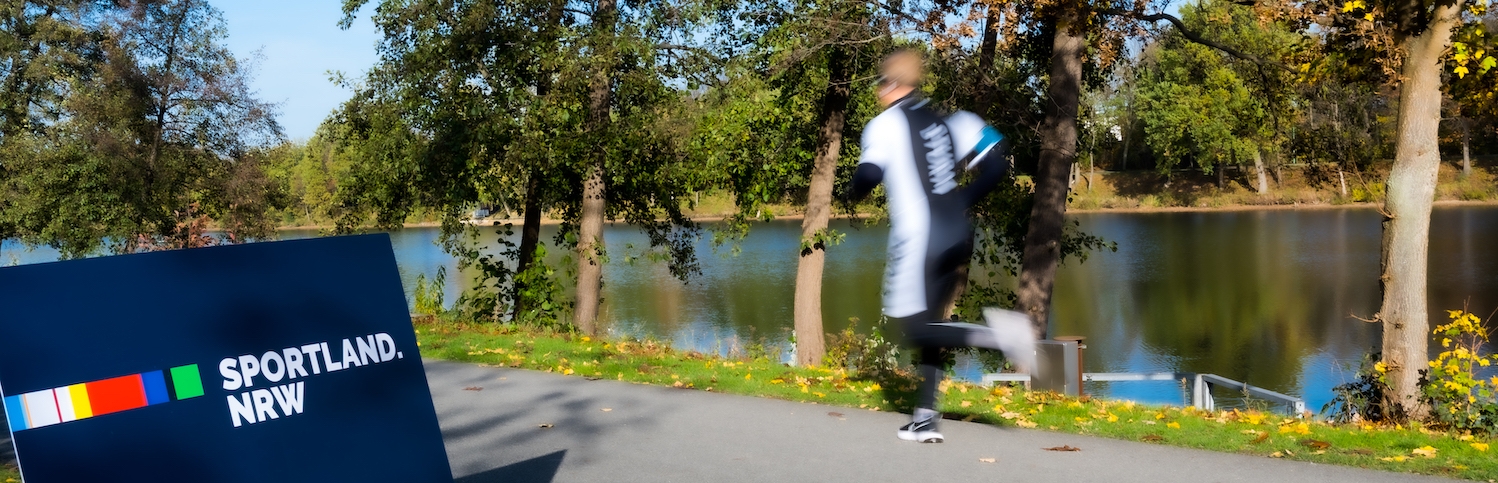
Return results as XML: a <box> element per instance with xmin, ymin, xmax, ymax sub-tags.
<box><xmin>455</xmin><ymin>450</ymin><xmax>566</xmax><ymax>483</ymax></box>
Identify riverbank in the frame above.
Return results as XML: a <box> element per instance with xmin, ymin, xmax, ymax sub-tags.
<box><xmin>414</xmin><ymin>318</ymin><xmax>1496</xmax><ymax>481</ymax></box>
<box><xmin>274</xmin><ymin>164</ymin><xmax>1496</xmax><ymax>231</ymax></box>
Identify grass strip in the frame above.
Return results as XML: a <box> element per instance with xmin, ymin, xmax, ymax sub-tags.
<box><xmin>417</xmin><ymin>319</ymin><xmax>1497</xmax><ymax>482</ymax></box>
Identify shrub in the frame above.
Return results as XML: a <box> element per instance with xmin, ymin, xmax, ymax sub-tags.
<box><xmin>824</xmin><ymin>317</ymin><xmax>904</xmax><ymax>378</ymax></box>
<box><xmin>1421</xmin><ymin>310</ymin><xmax>1498</xmax><ymax>433</ymax></box>
<box><xmin>1323</xmin><ymin>353</ymin><xmax>1407</xmax><ymax>423</ymax></box>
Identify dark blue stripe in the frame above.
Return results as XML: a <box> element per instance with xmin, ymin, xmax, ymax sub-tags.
<box><xmin>5</xmin><ymin>395</ymin><xmax>27</xmax><ymax>431</ymax></box>
<box><xmin>142</xmin><ymin>371</ymin><xmax>170</xmax><ymax>405</ymax></box>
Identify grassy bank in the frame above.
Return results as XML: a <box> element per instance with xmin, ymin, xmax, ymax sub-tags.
<box><xmin>416</xmin><ymin>318</ymin><xmax>1496</xmax><ymax>482</ymax></box>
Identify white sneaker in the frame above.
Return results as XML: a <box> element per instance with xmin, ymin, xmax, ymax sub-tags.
<box><xmin>983</xmin><ymin>308</ymin><xmax>1037</xmax><ymax>374</ymax></box>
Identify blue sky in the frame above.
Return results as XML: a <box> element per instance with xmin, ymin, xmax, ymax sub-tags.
<box><xmin>216</xmin><ymin>1</ymin><xmax>381</xmax><ymax>141</ymax></box>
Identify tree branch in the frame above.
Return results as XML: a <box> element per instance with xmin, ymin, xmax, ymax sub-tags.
<box><xmin>1103</xmin><ymin>8</ymin><xmax>1294</xmax><ymax>72</ymax></box>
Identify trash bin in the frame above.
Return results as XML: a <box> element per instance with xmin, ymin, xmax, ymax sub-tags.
<box><xmin>1033</xmin><ymin>339</ymin><xmax>1080</xmax><ymax>397</ymax></box>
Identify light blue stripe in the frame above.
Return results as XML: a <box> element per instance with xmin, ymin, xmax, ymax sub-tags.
<box><xmin>4</xmin><ymin>395</ymin><xmax>27</xmax><ymax>431</ymax></box>
<box><xmin>974</xmin><ymin>126</ymin><xmax>1004</xmax><ymax>153</ymax></box>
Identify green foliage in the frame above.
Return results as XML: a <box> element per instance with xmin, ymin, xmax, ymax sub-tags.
<box><xmin>1135</xmin><ymin>0</ymin><xmax>1300</xmax><ymax>178</ymax></box>
<box><xmin>411</xmin><ymin>266</ymin><xmax>447</xmax><ymax>317</ymax></box>
<box><xmin>1324</xmin><ymin>353</ymin><xmax>1407</xmax><ymax>424</ymax></box>
<box><xmin>1421</xmin><ymin>310</ymin><xmax>1498</xmax><ymax>433</ymax></box>
<box><xmin>824</xmin><ymin>317</ymin><xmax>904</xmax><ymax>378</ymax></box>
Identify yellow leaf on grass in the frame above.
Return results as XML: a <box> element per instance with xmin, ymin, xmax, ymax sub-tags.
<box><xmin>770</xmin><ymin>378</ymin><xmax>784</xmax><ymax>384</ymax></box>
<box><xmin>1411</xmin><ymin>446</ymin><xmax>1437</xmax><ymax>458</ymax></box>
<box><xmin>1380</xmin><ymin>456</ymin><xmax>1407</xmax><ymax>462</ymax></box>
<box><xmin>1469</xmin><ymin>442</ymin><xmax>1488</xmax><ymax>452</ymax></box>
<box><xmin>1167</xmin><ymin>422</ymin><xmax>1181</xmax><ymax>429</ymax></box>
<box><xmin>1107</xmin><ymin>413</ymin><xmax>1119</xmax><ymax>422</ymax></box>
<box><xmin>745</xmin><ymin>373</ymin><xmax>752</xmax><ymax>380</ymax></box>
<box><xmin>1015</xmin><ymin>419</ymin><xmax>1038</xmax><ymax>428</ymax></box>
<box><xmin>960</xmin><ymin>400</ymin><xmax>972</xmax><ymax>408</ymax></box>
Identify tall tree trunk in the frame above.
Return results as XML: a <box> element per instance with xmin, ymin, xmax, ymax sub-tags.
<box><xmin>1379</xmin><ymin>3</ymin><xmax>1463</xmax><ymax>421</ymax></box>
<box><xmin>575</xmin><ymin>0</ymin><xmax>617</xmax><ymax>335</ymax></box>
<box><xmin>1461</xmin><ymin>120</ymin><xmax>1471</xmax><ymax>179</ymax></box>
<box><xmin>792</xmin><ymin>45</ymin><xmax>851</xmax><ymax>366</ymax></box>
<box><xmin>510</xmin><ymin>173</ymin><xmax>544</xmax><ymax>321</ymax></box>
<box><xmin>973</xmin><ymin>5</ymin><xmax>1002</xmax><ymax>114</ymax></box>
<box><xmin>1253</xmin><ymin>148</ymin><xmax>1268</xmax><ymax>195</ymax></box>
<box><xmin>1016</xmin><ymin>16</ymin><xmax>1084</xmax><ymax>337</ymax></box>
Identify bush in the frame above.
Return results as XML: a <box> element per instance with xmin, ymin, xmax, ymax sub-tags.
<box><xmin>1323</xmin><ymin>353</ymin><xmax>1407</xmax><ymax>424</ymax></box>
<box><xmin>824</xmin><ymin>317</ymin><xmax>904</xmax><ymax>378</ymax></box>
<box><xmin>1421</xmin><ymin>310</ymin><xmax>1498</xmax><ymax>433</ymax></box>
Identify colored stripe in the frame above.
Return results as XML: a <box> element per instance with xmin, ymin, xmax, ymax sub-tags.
<box><xmin>4</xmin><ymin>395</ymin><xmax>27</xmax><ymax>431</ymax></box>
<box><xmin>23</xmin><ymin>390</ymin><xmax>61</xmax><ymax>429</ymax></box>
<box><xmin>68</xmin><ymin>384</ymin><xmax>92</xmax><ymax>419</ymax></box>
<box><xmin>54</xmin><ymin>387</ymin><xmax>77</xmax><ymax>422</ymax></box>
<box><xmin>142</xmin><ymin>371</ymin><xmax>169</xmax><ymax>405</ymax></box>
<box><xmin>169</xmin><ymin>364</ymin><xmax>204</xmax><ymax>400</ymax></box>
<box><xmin>86</xmin><ymin>374</ymin><xmax>147</xmax><ymax>416</ymax></box>
<box><xmin>974</xmin><ymin>126</ymin><xmax>1003</xmax><ymax>153</ymax></box>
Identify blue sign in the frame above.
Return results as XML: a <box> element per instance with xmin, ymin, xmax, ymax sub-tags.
<box><xmin>0</xmin><ymin>235</ymin><xmax>452</xmax><ymax>482</ymax></box>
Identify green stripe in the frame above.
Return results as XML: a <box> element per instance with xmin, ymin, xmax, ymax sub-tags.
<box><xmin>169</xmin><ymin>364</ymin><xmax>204</xmax><ymax>399</ymax></box>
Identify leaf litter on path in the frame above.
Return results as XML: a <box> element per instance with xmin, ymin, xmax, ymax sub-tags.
<box><xmin>1043</xmin><ymin>445</ymin><xmax>1081</xmax><ymax>452</ymax></box>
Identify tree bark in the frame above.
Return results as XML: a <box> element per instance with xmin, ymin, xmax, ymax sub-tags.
<box><xmin>511</xmin><ymin>172</ymin><xmax>544</xmax><ymax>321</ymax></box>
<box><xmin>1379</xmin><ymin>2</ymin><xmax>1463</xmax><ymax>421</ymax></box>
<box><xmin>1253</xmin><ymin>148</ymin><xmax>1268</xmax><ymax>195</ymax></box>
<box><xmin>574</xmin><ymin>0</ymin><xmax>617</xmax><ymax>335</ymax></box>
<box><xmin>792</xmin><ymin>45</ymin><xmax>851</xmax><ymax>366</ymax></box>
<box><xmin>1461</xmin><ymin>120</ymin><xmax>1471</xmax><ymax>178</ymax></box>
<box><xmin>1016</xmin><ymin>15</ymin><xmax>1085</xmax><ymax>338</ymax></box>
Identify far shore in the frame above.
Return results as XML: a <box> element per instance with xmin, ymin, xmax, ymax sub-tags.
<box><xmin>277</xmin><ymin>199</ymin><xmax>1498</xmax><ymax>232</ymax></box>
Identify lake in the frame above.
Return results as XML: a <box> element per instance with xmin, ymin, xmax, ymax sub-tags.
<box><xmin>4</xmin><ymin>205</ymin><xmax>1495</xmax><ymax>412</ymax></box>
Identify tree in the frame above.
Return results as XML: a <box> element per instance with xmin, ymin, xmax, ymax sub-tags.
<box><xmin>3</xmin><ymin>0</ymin><xmax>282</xmax><ymax>257</ymax></box>
<box><xmin>337</xmin><ymin>0</ymin><xmax>707</xmax><ymax>333</ymax></box>
<box><xmin>690</xmin><ymin>0</ymin><xmax>890</xmax><ymax>366</ymax></box>
<box><xmin>1134</xmin><ymin>0</ymin><xmax>1302</xmax><ymax>193</ymax></box>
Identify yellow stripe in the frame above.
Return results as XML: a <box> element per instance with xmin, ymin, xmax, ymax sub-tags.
<box><xmin>68</xmin><ymin>384</ymin><xmax>92</xmax><ymax>419</ymax></box>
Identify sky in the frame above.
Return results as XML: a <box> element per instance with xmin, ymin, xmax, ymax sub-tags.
<box><xmin>215</xmin><ymin>1</ymin><xmax>382</xmax><ymax>141</ymax></box>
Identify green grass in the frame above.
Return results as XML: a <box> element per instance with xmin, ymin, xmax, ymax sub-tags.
<box><xmin>2</xmin><ymin>464</ymin><xmax>16</xmax><ymax>481</ymax></box>
<box><xmin>417</xmin><ymin>319</ymin><xmax>1498</xmax><ymax>482</ymax></box>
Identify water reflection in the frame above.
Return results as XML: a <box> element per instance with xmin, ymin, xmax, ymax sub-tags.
<box><xmin>3</xmin><ymin>206</ymin><xmax>1495</xmax><ymax>412</ymax></box>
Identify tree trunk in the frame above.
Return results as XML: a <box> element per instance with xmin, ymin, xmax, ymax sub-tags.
<box><xmin>792</xmin><ymin>45</ymin><xmax>851</xmax><ymax>366</ymax></box>
<box><xmin>973</xmin><ymin>5</ymin><xmax>1002</xmax><ymax>114</ymax></box>
<box><xmin>1379</xmin><ymin>4</ymin><xmax>1463</xmax><ymax>421</ymax></box>
<box><xmin>1253</xmin><ymin>148</ymin><xmax>1268</xmax><ymax>195</ymax></box>
<box><xmin>1461</xmin><ymin>120</ymin><xmax>1471</xmax><ymax>179</ymax></box>
<box><xmin>574</xmin><ymin>0</ymin><xmax>617</xmax><ymax>335</ymax></box>
<box><xmin>510</xmin><ymin>173</ymin><xmax>544</xmax><ymax>321</ymax></box>
<box><xmin>1016</xmin><ymin>16</ymin><xmax>1084</xmax><ymax>338</ymax></box>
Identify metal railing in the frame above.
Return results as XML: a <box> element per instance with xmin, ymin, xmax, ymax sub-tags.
<box><xmin>981</xmin><ymin>371</ymin><xmax>1306</xmax><ymax>416</ymax></box>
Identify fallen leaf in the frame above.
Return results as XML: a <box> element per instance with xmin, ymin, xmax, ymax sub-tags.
<box><xmin>1015</xmin><ymin>420</ymin><xmax>1038</xmax><ymax>428</ymax></box>
<box><xmin>960</xmin><ymin>400</ymin><xmax>972</xmax><ymax>408</ymax></box>
<box><xmin>1000</xmin><ymin>411</ymin><xmax>1021</xmax><ymax>420</ymax></box>
<box><xmin>538</xmin><ymin>423</ymin><xmax>554</xmax><ymax>428</ymax></box>
<box><xmin>978</xmin><ymin>458</ymin><xmax>996</xmax><ymax>463</ymax></box>
<box><xmin>1141</xmin><ymin>434</ymin><xmax>1164</xmax><ymax>442</ymax></box>
<box><xmin>1311</xmin><ymin>450</ymin><xmax>1326</xmax><ymax>455</ymax></box>
<box><xmin>1470</xmin><ymin>442</ymin><xmax>1489</xmax><ymax>452</ymax></box>
<box><xmin>1043</xmin><ymin>445</ymin><xmax>1081</xmax><ymax>452</ymax></box>
<box><xmin>1166</xmin><ymin>422</ymin><xmax>1181</xmax><ymax>429</ymax></box>
<box><xmin>1270</xmin><ymin>451</ymin><xmax>1284</xmax><ymax>458</ymax></box>
<box><xmin>828</xmin><ymin>412</ymin><xmax>844</xmax><ymax>418</ymax></box>
<box><xmin>1300</xmin><ymin>439</ymin><xmax>1331</xmax><ymax>450</ymax></box>
<box><xmin>464</xmin><ymin>386</ymin><xmax>483</xmax><ymax>391</ymax></box>
<box><xmin>1348</xmin><ymin>448</ymin><xmax>1374</xmax><ymax>456</ymax></box>
<box><xmin>1251</xmin><ymin>433</ymin><xmax>1270</xmax><ymax>444</ymax></box>
<box><xmin>1411</xmin><ymin>446</ymin><xmax>1437</xmax><ymax>458</ymax></box>
<box><xmin>601</xmin><ymin>408</ymin><xmax>613</xmax><ymax>412</ymax></box>
<box><xmin>1380</xmin><ymin>456</ymin><xmax>1407</xmax><ymax>462</ymax></box>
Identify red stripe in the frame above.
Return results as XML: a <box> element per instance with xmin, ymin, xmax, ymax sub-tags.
<box><xmin>86</xmin><ymin>374</ymin><xmax>147</xmax><ymax>416</ymax></box>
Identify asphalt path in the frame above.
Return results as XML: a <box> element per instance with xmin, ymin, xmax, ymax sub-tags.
<box><xmin>0</xmin><ymin>360</ymin><xmax>1471</xmax><ymax>482</ymax></box>
<box><xmin>426</xmin><ymin>360</ymin><xmax>1467</xmax><ymax>483</ymax></box>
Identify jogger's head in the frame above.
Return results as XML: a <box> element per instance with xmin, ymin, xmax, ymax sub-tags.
<box><xmin>876</xmin><ymin>49</ymin><xmax>923</xmax><ymax>107</ymax></box>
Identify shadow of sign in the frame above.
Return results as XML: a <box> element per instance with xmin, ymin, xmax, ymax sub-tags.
<box><xmin>455</xmin><ymin>450</ymin><xmax>566</xmax><ymax>483</ymax></box>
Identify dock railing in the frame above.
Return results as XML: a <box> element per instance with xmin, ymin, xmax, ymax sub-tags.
<box><xmin>981</xmin><ymin>372</ymin><xmax>1307</xmax><ymax>416</ymax></box>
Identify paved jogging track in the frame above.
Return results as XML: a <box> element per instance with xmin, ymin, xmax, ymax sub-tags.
<box><xmin>1</xmin><ymin>360</ymin><xmax>1474</xmax><ymax>482</ymax></box>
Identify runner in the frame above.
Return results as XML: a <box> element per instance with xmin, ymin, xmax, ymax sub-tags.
<box><xmin>845</xmin><ymin>49</ymin><xmax>1036</xmax><ymax>444</ymax></box>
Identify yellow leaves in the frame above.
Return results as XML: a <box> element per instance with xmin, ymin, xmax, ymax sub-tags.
<box><xmin>744</xmin><ymin>373</ymin><xmax>751</xmax><ymax>380</ymax></box>
<box><xmin>1341</xmin><ymin>0</ymin><xmax>1366</xmax><ymax>12</ymax></box>
<box><xmin>1107</xmin><ymin>413</ymin><xmax>1119</xmax><ymax>423</ymax></box>
<box><xmin>1380</xmin><ymin>455</ymin><xmax>1407</xmax><ymax>462</ymax></box>
<box><xmin>1167</xmin><ymin>422</ymin><xmax>1181</xmax><ymax>429</ymax></box>
<box><xmin>1363</xmin><ymin>13</ymin><xmax>1373</xmax><ymax>21</ymax></box>
<box><xmin>865</xmin><ymin>383</ymin><xmax>881</xmax><ymax>392</ymax></box>
<box><xmin>1411</xmin><ymin>446</ymin><xmax>1438</xmax><ymax>458</ymax></box>
<box><xmin>1243</xmin><ymin>412</ymin><xmax>1266</xmax><ymax>425</ymax></box>
<box><xmin>769</xmin><ymin>378</ymin><xmax>784</xmax><ymax>384</ymax></box>
<box><xmin>1470</xmin><ymin>442</ymin><xmax>1490</xmax><ymax>452</ymax></box>
<box><xmin>1374</xmin><ymin>362</ymin><xmax>1388</xmax><ymax>373</ymax></box>
<box><xmin>1015</xmin><ymin>419</ymin><xmax>1038</xmax><ymax>428</ymax></box>
<box><xmin>1000</xmin><ymin>411</ymin><xmax>1022</xmax><ymax>420</ymax></box>
<box><xmin>1155</xmin><ymin>412</ymin><xmax>1167</xmax><ymax>420</ymax></box>
<box><xmin>1277</xmin><ymin>422</ymin><xmax>1310</xmax><ymax>435</ymax></box>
